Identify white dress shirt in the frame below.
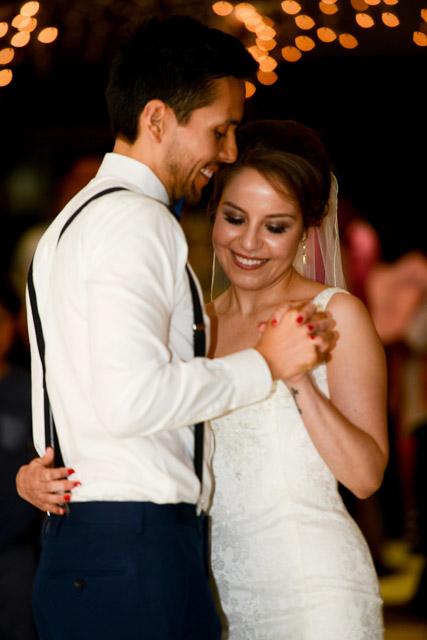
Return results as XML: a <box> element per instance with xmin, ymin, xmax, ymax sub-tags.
<box><xmin>27</xmin><ymin>153</ymin><xmax>272</xmax><ymax>509</ymax></box>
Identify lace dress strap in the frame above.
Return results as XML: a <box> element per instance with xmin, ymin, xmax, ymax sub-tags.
<box><xmin>313</xmin><ymin>287</ymin><xmax>349</xmax><ymax>312</ymax></box>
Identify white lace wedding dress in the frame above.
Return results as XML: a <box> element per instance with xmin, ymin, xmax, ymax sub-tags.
<box><xmin>209</xmin><ymin>288</ymin><xmax>384</xmax><ymax>639</ymax></box>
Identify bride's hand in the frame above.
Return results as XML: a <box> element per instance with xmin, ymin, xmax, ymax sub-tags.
<box><xmin>255</xmin><ymin>301</ymin><xmax>335</xmax><ymax>381</ymax></box>
<box><xmin>16</xmin><ymin>447</ymin><xmax>79</xmax><ymax>515</ymax></box>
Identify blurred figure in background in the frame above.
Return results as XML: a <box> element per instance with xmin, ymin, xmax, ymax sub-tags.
<box><xmin>0</xmin><ymin>276</ymin><xmax>40</xmax><ymax>640</ymax></box>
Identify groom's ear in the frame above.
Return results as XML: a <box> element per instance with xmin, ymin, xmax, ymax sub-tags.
<box><xmin>139</xmin><ymin>100</ymin><xmax>169</xmax><ymax>142</ymax></box>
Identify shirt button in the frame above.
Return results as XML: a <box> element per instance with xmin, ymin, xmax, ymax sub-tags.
<box><xmin>73</xmin><ymin>578</ymin><xmax>85</xmax><ymax>590</ymax></box>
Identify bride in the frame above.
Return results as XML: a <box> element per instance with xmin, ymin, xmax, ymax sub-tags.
<box><xmin>206</xmin><ymin>120</ymin><xmax>387</xmax><ymax>639</ymax></box>
<box><xmin>16</xmin><ymin>120</ymin><xmax>387</xmax><ymax>639</ymax></box>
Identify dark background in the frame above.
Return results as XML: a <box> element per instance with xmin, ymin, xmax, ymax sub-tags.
<box><xmin>1</xmin><ymin>0</ymin><xmax>426</xmax><ymax>274</ymax></box>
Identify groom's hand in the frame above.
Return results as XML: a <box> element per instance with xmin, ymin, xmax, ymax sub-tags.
<box><xmin>255</xmin><ymin>300</ymin><xmax>334</xmax><ymax>381</ymax></box>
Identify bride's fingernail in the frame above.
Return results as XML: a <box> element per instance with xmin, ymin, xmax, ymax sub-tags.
<box><xmin>271</xmin><ymin>318</ymin><xmax>278</xmax><ymax>326</ymax></box>
<box><xmin>64</xmin><ymin>494</ymin><xmax>71</xmax><ymax>502</ymax></box>
<box><xmin>72</xmin><ymin>482</ymin><xmax>81</xmax><ymax>488</ymax></box>
<box><xmin>296</xmin><ymin>316</ymin><xmax>303</xmax><ymax>323</ymax></box>
<box><xmin>307</xmin><ymin>325</ymin><xmax>314</xmax><ymax>331</ymax></box>
<box><xmin>310</xmin><ymin>335</ymin><xmax>315</xmax><ymax>340</ymax></box>
<box><xmin>67</xmin><ymin>469</ymin><xmax>75</xmax><ymax>476</ymax></box>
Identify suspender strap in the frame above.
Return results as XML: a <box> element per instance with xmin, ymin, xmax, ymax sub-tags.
<box><xmin>28</xmin><ymin>187</ymin><xmax>206</xmax><ymax>486</ymax></box>
<box><xmin>186</xmin><ymin>266</ymin><xmax>206</xmax><ymax>485</ymax></box>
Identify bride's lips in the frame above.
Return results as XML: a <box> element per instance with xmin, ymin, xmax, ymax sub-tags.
<box><xmin>231</xmin><ymin>251</ymin><xmax>268</xmax><ymax>270</ymax></box>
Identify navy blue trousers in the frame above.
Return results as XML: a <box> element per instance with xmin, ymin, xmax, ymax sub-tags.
<box><xmin>32</xmin><ymin>502</ymin><xmax>221</xmax><ymax>640</ymax></box>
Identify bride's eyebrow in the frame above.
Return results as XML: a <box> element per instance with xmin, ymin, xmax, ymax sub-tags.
<box><xmin>221</xmin><ymin>201</ymin><xmax>246</xmax><ymax>213</ymax></box>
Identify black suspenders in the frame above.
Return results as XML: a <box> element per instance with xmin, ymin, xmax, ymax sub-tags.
<box><xmin>27</xmin><ymin>188</ymin><xmax>205</xmax><ymax>485</ymax></box>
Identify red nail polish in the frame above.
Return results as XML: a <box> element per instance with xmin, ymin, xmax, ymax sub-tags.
<box><xmin>310</xmin><ymin>335</ymin><xmax>315</xmax><ymax>340</ymax></box>
<box><xmin>72</xmin><ymin>482</ymin><xmax>81</xmax><ymax>488</ymax></box>
<box><xmin>296</xmin><ymin>316</ymin><xmax>303</xmax><ymax>323</ymax></box>
<box><xmin>67</xmin><ymin>469</ymin><xmax>75</xmax><ymax>476</ymax></box>
<box><xmin>307</xmin><ymin>325</ymin><xmax>314</xmax><ymax>331</ymax></box>
<box><xmin>64</xmin><ymin>494</ymin><xmax>71</xmax><ymax>502</ymax></box>
<box><xmin>271</xmin><ymin>318</ymin><xmax>278</xmax><ymax>326</ymax></box>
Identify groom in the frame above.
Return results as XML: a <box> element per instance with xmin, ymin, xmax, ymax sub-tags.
<box><xmin>16</xmin><ymin>15</ymin><xmax>332</xmax><ymax>640</ymax></box>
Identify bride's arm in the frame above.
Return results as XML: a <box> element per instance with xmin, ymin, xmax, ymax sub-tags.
<box><xmin>284</xmin><ymin>293</ymin><xmax>388</xmax><ymax>499</ymax></box>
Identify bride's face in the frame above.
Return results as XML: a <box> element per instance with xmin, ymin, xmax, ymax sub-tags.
<box><xmin>212</xmin><ymin>167</ymin><xmax>304</xmax><ymax>292</ymax></box>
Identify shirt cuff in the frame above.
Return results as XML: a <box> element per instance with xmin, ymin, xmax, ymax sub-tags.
<box><xmin>220</xmin><ymin>348</ymin><xmax>273</xmax><ymax>409</ymax></box>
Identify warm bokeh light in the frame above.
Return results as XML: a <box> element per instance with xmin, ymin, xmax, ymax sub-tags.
<box><xmin>281</xmin><ymin>1</ymin><xmax>302</xmax><ymax>15</ymax></box>
<box><xmin>317</xmin><ymin>27</ymin><xmax>337</xmax><ymax>42</ymax></box>
<box><xmin>256</xmin><ymin>25</ymin><xmax>276</xmax><ymax>40</ymax></box>
<box><xmin>321</xmin><ymin>0</ymin><xmax>338</xmax><ymax>4</ymax></box>
<box><xmin>212</xmin><ymin>1</ymin><xmax>233</xmax><ymax>16</ymax></box>
<box><xmin>319</xmin><ymin>2</ymin><xmax>339</xmax><ymax>15</ymax></box>
<box><xmin>244</xmin><ymin>15</ymin><xmax>263</xmax><ymax>32</ymax></box>
<box><xmin>262</xmin><ymin>16</ymin><xmax>275</xmax><ymax>27</ymax></box>
<box><xmin>259</xmin><ymin>56</ymin><xmax>278</xmax><ymax>71</ymax></box>
<box><xmin>422</xmin><ymin>9</ymin><xmax>427</xmax><ymax>22</ymax></box>
<box><xmin>382</xmin><ymin>12</ymin><xmax>399</xmax><ymax>27</ymax></box>
<box><xmin>15</xmin><ymin>16</ymin><xmax>37</xmax><ymax>32</ymax></box>
<box><xmin>0</xmin><ymin>47</ymin><xmax>15</xmax><ymax>64</ymax></box>
<box><xmin>11</xmin><ymin>31</ymin><xmax>31</xmax><ymax>47</ymax></box>
<box><xmin>0</xmin><ymin>22</ymin><xmax>9</xmax><ymax>38</ymax></box>
<box><xmin>351</xmin><ymin>0</ymin><xmax>369</xmax><ymax>9</ymax></box>
<box><xmin>20</xmin><ymin>1</ymin><xmax>40</xmax><ymax>16</ymax></box>
<box><xmin>0</xmin><ymin>68</ymin><xmax>13</xmax><ymax>86</ymax></box>
<box><xmin>281</xmin><ymin>45</ymin><xmax>302</xmax><ymax>61</ymax></box>
<box><xmin>295</xmin><ymin>35</ymin><xmax>316</xmax><ymax>51</ymax></box>
<box><xmin>382</xmin><ymin>0</ymin><xmax>399</xmax><ymax>4</ymax></box>
<box><xmin>247</xmin><ymin>45</ymin><xmax>268</xmax><ymax>61</ymax></box>
<box><xmin>413</xmin><ymin>30</ymin><xmax>427</xmax><ymax>46</ymax></box>
<box><xmin>245</xmin><ymin>80</ymin><xmax>256</xmax><ymax>98</ymax></box>
<box><xmin>256</xmin><ymin>38</ymin><xmax>277</xmax><ymax>51</ymax></box>
<box><xmin>235</xmin><ymin>3</ymin><xmax>256</xmax><ymax>21</ymax></box>
<box><xmin>38</xmin><ymin>27</ymin><xmax>58</xmax><ymax>43</ymax></box>
<box><xmin>12</xmin><ymin>14</ymin><xmax>30</xmax><ymax>29</ymax></box>
<box><xmin>256</xmin><ymin>69</ymin><xmax>278</xmax><ymax>85</ymax></box>
<box><xmin>339</xmin><ymin>33</ymin><xmax>358</xmax><ymax>48</ymax></box>
<box><xmin>295</xmin><ymin>15</ymin><xmax>315</xmax><ymax>30</ymax></box>
<box><xmin>356</xmin><ymin>13</ymin><xmax>375</xmax><ymax>28</ymax></box>
<box><xmin>364</xmin><ymin>0</ymin><xmax>380</xmax><ymax>5</ymax></box>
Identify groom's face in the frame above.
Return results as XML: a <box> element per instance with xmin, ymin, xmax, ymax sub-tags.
<box><xmin>163</xmin><ymin>76</ymin><xmax>246</xmax><ymax>205</ymax></box>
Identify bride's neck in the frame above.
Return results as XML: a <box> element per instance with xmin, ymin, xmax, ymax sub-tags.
<box><xmin>218</xmin><ymin>269</ymin><xmax>299</xmax><ymax>317</ymax></box>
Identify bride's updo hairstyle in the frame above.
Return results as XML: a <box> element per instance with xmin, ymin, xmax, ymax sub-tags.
<box><xmin>209</xmin><ymin>120</ymin><xmax>331</xmax><ymax>230</ymax></box>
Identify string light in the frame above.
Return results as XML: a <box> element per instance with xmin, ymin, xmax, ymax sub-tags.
<box><xmin>421</xmin><ymin>9</ymin><xmax>427</xmax><ymax>22</ymax></box>
<box><xmin>319</xmin><ymin>3</ymin><xmax>339</xmax><ymax>15</ymax></box>
<box><xmin>259</xmin><ymin>56</ymin><xmax>278</xmax><ymax>71</ymax></box>
<box><xmin>245</xmin><ymin>80</ymin><xmax>256</xmax><ymax>97</ymax></box>
<box><xmin>0</xmin><ymin>68</ymin><xmax>13</xmax><ymax>86</ymax></box>
<box><xmin>413</xmin><ymin>31</ymin><xmax>427</xmax><ymax>46</ymax></box>
<box><xmin>11</xmin><ymin>31</ymin><xmax>31</xmax><ymax>47</ymax></box>
<box><xmin>20</xmin><ymin>2</ymin><xmax>40</xmax><ymax>16</ymax></box>
<box><xmin>382</xmin><ymin>12</ymin><xmax>399</xmax><ymax>27</ymax></box>
<box><xmin>317</xmin><ymin>27</ymin><xmax>337</xmax><ymax>42</ymax></box>
<box><xmin>382</xmin><ymin>0</ymin><xmax>399</xmax><ymax>4</ymax></box>
<box><xmin>364</xmin><ymin>0</ymin><xmax>380</xmax><ymax>5</ymax></box>
<box><xmin>256</xmin><ymin>69</ymin><xmax>278</xmax><ymax>85</ymax></box>
<box><xmin>295</xmin><ymin>15</ymin><xmax>315</xmax><ymax>30</ymax></box>
<box><xmin>281</xmin><ymin>1</ymin><xmax>302</xmax><ymax>15</ymax></box>
<box><xmin>0</xmin><ymin>47</ymin><xmax>15</xmax><ymax>64</ymax></box>
<box><xmin>235</xmin><ymin>3</ymin><xmax>256</xmax><ymax>22</ymax></box>
<box><xmin>339</xmin><ymin>33</ymin><xmax>358</xmax><ymax>48</ymax></box>
<box><xmin>295</xmin><ymin>35</ymin><xmax>316</xmax><ymax>51</ymax></box>
<box><xmin>211</xmin><ymin>2</ymin><xmax>233</xmax><ymax>16</ymax></box>
<box><xmin>351</xmin><ymin>0</ymin><xmax>369</xmax><ymax>9</ymax></box>
<box><xmin>38</xmin><ymin>27</ymin><xmax>58</xmax><ymax>43</ymax></box>
<box><xmin>281</xmin><ymin>45</ymin><xmax>302</xmax><ymax>61</ymax></box>
<box><xmin>356</xmin><ymin>13</ymin><xmax>375</xmax><ymax>28</ymax></box>
<box><xmin>0</xmin><ymin>22</ymin><xmax>9</xmax><ymax>38</ymax></box>
<box><xmin>256</xmin><ymin>38</ymin><xmax>277</xmax><ymax>51</ymax></box>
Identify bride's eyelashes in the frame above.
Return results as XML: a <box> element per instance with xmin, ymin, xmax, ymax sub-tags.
<box><xmin>223</xmin><ymin>212</ymin><xmax>289</xmax><ymax>235</ymax></box>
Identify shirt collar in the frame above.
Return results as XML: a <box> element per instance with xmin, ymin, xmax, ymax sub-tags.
<box><xmin>96</xmin><ymin>153</ymin><xmax>170</xmax><ymax>208</ymax></box>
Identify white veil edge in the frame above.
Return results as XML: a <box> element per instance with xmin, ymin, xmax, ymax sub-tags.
<box><xmin>211</xmin><ymin>173</ymin><xmax>346</xmax><ymax>301</ymax></box>
<box><xmin>292</xmin><ymin>174</ymin><xmax>346</xmax><ymax>289</ymax></box>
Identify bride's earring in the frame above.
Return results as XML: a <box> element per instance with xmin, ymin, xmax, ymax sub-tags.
<box><xmin>301</xmin><ymin>234</ymin><xmax>307</xmax><ymax>266</ymax></box>
<box><xmin>210</xmin><ymin>251</ymin><xmax>216</xmax><ymax>302</ymax></box>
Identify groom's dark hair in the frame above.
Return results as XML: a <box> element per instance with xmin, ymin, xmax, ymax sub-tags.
<box><xmin>106</xmin><ymin>16</ymin><xmax>257</xmax><ymax>143</ymax></box>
